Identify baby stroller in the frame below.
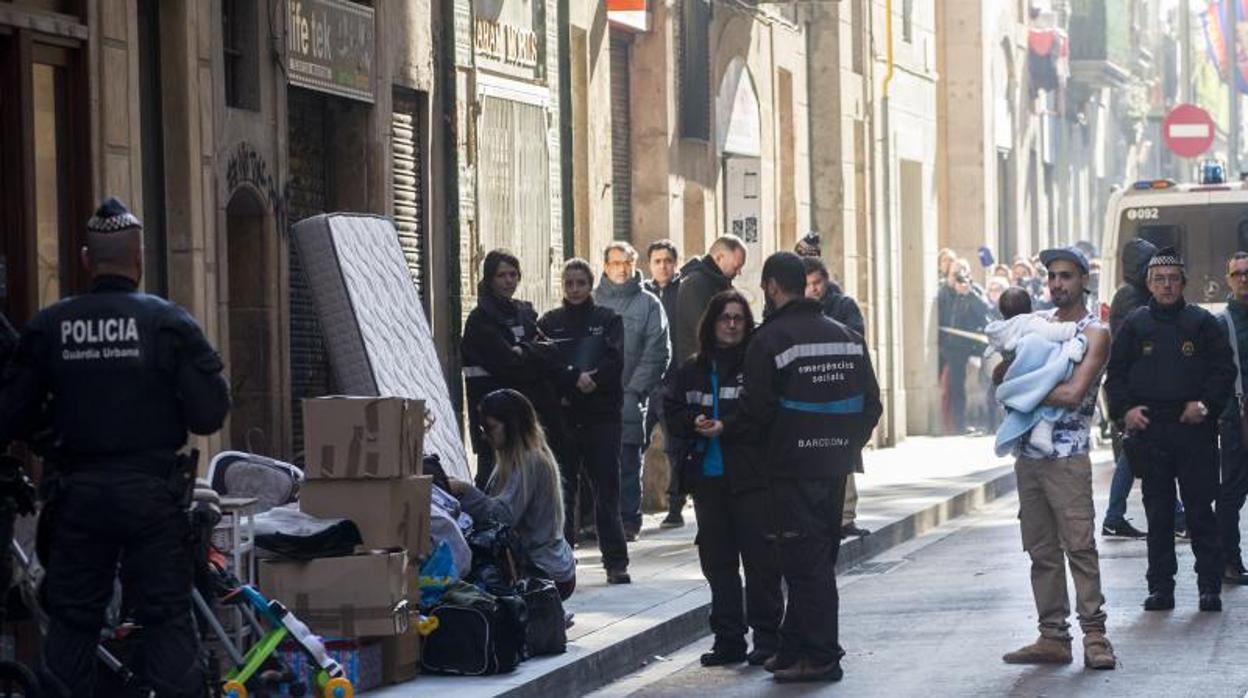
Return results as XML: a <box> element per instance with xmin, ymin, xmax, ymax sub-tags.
<box><xmin>194</xmin><ymin>451</ymin><xmax>357</xmax><ymax>698</ymax></box>
<box><xmin>0</xmin><ymin>451</ymin><xmax>357</xmax><ymax>698</ymax></box>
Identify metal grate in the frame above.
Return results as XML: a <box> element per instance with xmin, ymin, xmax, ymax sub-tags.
<box><xmin>391</xmin><ymin>89</ymin><xmax>428</xmax><ymax>313</ymax></box>
<box><xmin>610</xmin><ymin>29</ymin><xmax>633</xmax><ymax>242</ymax></box>
<box><xmin>286</xmin><ymin>88</ymin><xmax>332</xmax><ymax>463</ymax></box>
<box><xmin>477</xmin><ymin>96</ymin><xmax>555</xmax><ymax>311</ymax></box>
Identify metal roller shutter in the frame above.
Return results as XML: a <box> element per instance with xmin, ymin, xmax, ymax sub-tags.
<box><xmin>392</xmin><ymin>89</ymin><xmax>427</xmax><ymax>311</ymax></box>
<box><xmin>477</xmin><ymin>95</ymin><xmax>555</xmax><ymax>311</ymax></box>
<box><xmin>287</xmin><ymin>87</ymin><xmax>332</xmax><ymax>462</ymax></box>
<box><xmin>610</xmin><ymin>30</ymin><xmax>633</xmax><ymax>242</ymax></box>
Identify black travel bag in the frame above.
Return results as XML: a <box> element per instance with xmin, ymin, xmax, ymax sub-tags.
<box><xmin>517</xmin><ymin>577</ymin><xmax>566</xmax><ymax>656</ymax></box>
<box><xmin>421</xmin><ymin>582</ymin><xmax>527</xmax><ymax>676</ymax></box>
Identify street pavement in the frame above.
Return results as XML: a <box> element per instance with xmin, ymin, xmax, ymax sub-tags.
<box><xmin>595</xmin><ymin>454</ymin><xmax>1248</xmax><ymax>697</ymax></box>
<box><xmin>377</xmin><ymin>435</ymin><xmax>1020</xmax><ymax>697</ymax></box>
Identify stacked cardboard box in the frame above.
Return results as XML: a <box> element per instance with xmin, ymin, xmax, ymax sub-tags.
<box><xmin>259</xmin><ymin>396</ymin><xmax>433</xmax><ymax>687</ymax></box>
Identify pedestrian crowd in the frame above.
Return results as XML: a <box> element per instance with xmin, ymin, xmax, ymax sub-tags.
<box><xmin>460</xmin><ymin>231</ymin><xmax>881</xmax><ymax>682</ymax></box>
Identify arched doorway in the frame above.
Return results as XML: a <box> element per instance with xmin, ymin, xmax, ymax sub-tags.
<box><xmin>715</xmin><ymin>58</ymin><xmax>764</xmax><ymax>310</ymax></box>
<box><xmin>225</xmin><ymin>187</ymin><xmax>280</xmax><ymax>455</ymax></box>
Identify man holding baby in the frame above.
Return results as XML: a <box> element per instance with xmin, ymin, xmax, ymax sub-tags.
<box><xmin>995</xmin><ymin>246</ymin><xmax>1116</xmax><ymax>670</ymax></box>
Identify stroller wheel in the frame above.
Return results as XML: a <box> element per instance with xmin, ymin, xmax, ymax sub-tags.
<box><xmin>0</xmin><ymin>661</ymin><xmax>40</xmax><ymax>698</ymax></box>
<box><xmin>321</xmin><ymin>677</ymin><xmax>352</xmax><ymax>698</ymax></box>
<box><xmin>222</xmin><ymin>679</ymin><xmax>247</xmax><ymax>698</ymax></box>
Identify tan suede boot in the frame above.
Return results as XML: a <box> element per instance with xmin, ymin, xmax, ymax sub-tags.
<box><xmin>1083</xmin><ymin>633</ymin><xmax>1116</xmax><ymax>670</ymax></box>
<box><xmin>1001</xmin><ymin>636</ymin><xmax>1073</xmax><ymax>664</ymax></box>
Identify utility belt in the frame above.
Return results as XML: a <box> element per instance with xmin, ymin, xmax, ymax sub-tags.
<box><xmin>36</xmin><ymin>449</ymin><xmax>200</xmax><ymax>562</ymax></box>
<box><xmin>46</xmin><ymin>449</ymin><xmax>198</xmax><ymax>506</ymax></box>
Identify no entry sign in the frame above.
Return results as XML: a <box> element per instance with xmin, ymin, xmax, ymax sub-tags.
<box><xmin>1163</xmin><ymin>104</ymin><xmax>1216</xmax><ymax>159</ymax></box>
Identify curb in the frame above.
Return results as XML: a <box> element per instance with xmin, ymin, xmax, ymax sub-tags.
<box><xmin>496</xmin><ymin>464</ymin><xmax>1022</xmax><ymax>698</ymax></box>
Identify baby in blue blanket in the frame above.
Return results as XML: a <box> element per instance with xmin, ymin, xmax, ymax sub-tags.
<box><xmin>985</xmin><ymin>288</ymin><xmax>1087</xmax><ymax>456</ymax></box>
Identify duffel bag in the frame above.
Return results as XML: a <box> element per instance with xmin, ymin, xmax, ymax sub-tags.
<box><xmin>421</xmin><ymin>583</ymin><xmax>526</xmax><ymax>675</ymax></box>
<box><xmin>518</xmin><ymin>577</ymin><xmax>566</xmax><ymax>656</ymax></box>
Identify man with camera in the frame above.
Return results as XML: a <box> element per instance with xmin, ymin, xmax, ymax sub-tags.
<box><xmin>1106</xmin><ymin>247</ymin><xmax>1236</xmax><ymax>612</ymax></box>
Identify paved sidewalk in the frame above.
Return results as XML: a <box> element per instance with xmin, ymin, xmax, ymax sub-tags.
<box><xmin>372</xmin><ymin>435</ymin><xmax>1056</xmax><ymax>697</ymax></box>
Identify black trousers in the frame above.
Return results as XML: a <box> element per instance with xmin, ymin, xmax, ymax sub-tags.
<box><xmin>41</xmin><ymin>470</ymin><xmax>201</xmax><ymax>697</ymax></box>
<box><xmin>1219</xmin><ymin>412</ymin><xmax>1248</xmax><ymax>570</ymax></box>
<box><xmin>644</xmin><ymin>398</ymin><xmax>686</xmax><ymax>512</ymax></box>
<box><xmin>1138</xmin><ymin>422</ymin><xmax>1223</xmax><ymax>594</ymax></box>
<box><xmin>559</xmin><ymin>419</ymin><xmax>630</xmax><ymax>571</ymax></box>
<box><xmin>692</xmin><ymin>478</ymin><xmax>782</xmax><ymax>653</ymax></box>
<box><xmin>771</xmin><ymin>475</ymin><xmax>846</xmax><ymax>666</ymax></box>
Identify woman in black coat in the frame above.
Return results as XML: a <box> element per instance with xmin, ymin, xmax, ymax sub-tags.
<box><xmin>460</xmin><ymin>250</ymin><xmax>565</xmax><ymax>489</ymax></box>
<box><xmin>663</xmin><ymin>290</ymin><xmax>782</xmax><ymax>667</ymax></box>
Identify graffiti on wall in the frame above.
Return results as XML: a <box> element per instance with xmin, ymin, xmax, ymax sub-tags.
<box><xmin>226</xmin><ymin>141</ymin><xmax>289</xmax><ymax>232</ymax></box>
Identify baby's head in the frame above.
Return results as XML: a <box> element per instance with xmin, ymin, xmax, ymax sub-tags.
<box><xmin>998</xmin><ymin>287</ymin><xmax>1033</xmax><ymax>320</ymax></box>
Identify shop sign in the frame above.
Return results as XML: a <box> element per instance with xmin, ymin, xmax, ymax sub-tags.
<box><xmin>474</xmin><ymin>18</ymin><xmax>540</xmax><ymax>76</ymax></box>
<box><xmin>287</xmin><ymin>0</ymin><xmax>375</xmax><ymax>103</ymax></box>
<box><xmin>607</xmin><ymin>0</ymin><xmax>648</xmax><ymax>32</ymax></box>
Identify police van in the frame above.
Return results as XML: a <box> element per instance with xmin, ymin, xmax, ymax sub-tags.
<box><xmin>1100</xmin><ymin>170</ymin><xmax>1248</xmax><ymax>311</ymax></box>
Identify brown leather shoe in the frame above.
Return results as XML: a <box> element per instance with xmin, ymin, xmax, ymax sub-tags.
<box><xmin>772</xmin><ymin>658</ymin><xmax>843</xmax><ymax>683</ymax></box>
<box><xmin>1001</xmin><ymin>636</ymin><xmax>1073</xmax><ymax>665</ymax></box>
<box><xmin>763</xmin><ymin>654</ymin><xmax>797</xmax><ymax>673</ymax></box>
<box><xmin>1083</xmin><ymin>633</ymin><xmax>1116</xmax><ymax>670</ymax></box>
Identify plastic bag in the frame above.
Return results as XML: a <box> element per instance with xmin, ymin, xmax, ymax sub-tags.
<box><xmin>418</xmin><ymin>540</ymin><xmax>459</xmax><ymax>608</ymax></box>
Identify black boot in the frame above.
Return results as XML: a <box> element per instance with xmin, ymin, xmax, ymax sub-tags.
<box><xmin>1143</xmin><ymin>592</ymin><xmax>1175</xmax><ymax>611</ymax></box>
<box><xmin>1200</xmin><ymin>593</ymin><xmax>1223</xmax><ymax>612</ymax></box>
<box><xmin>700</xmin><ymin>646</ymin><xmax>747</xmax><ymax>667</ymax></box>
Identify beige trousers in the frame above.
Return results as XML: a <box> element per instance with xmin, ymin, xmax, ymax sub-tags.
<box><xmin>1015</xmin><ymin>454</ymin><xmax>1108</xmax><ymax>640</ymax></box>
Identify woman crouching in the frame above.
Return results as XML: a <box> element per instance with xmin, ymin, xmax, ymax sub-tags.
<box><xmin>448</xmin><ymin>389</ymin><xmax>576</xmax><ymax>599</ymax></box>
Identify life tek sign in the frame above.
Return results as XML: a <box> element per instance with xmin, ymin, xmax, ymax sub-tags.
<box><xmin>287</xmin><ymin>0</ymin><xmax>375</xmax><ymax>103</ymax></box>
<box><xmin>1163</xmin><ymin>104</ymin><xmax>1215</xmax><ymax>159</ymax></box>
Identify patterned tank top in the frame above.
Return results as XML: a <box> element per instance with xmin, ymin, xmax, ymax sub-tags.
<box><xmin>1018</xmin><ymin>310</ymin><xmax>1104</xmax><ymax>459</ymax></box>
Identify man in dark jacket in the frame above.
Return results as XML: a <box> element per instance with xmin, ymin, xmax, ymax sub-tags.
<box><xmin>1217</xmin><ymin>251</ymin><xmax>1248</xmax><ymax>585</ymax></box>
<box><xmin>538</xmin><ymin>259</ymin><xmax>631</xmax><ymax>584</ymax></box>
<box><xmin>741</xmin><ymin>252</ymin><xmax>882</xmax><ymax>683</ymax></box>
<box><xmin>801</xmin><ymin>256</ymin><xmax>871</xmax><ymax>539</ymax></box>
<box><xmin>673</xmin><ymin>235</ymin><xmax>746</xmax><ymax>364</ymax></box>
<box><xmin>643</xmin><ymin>240</ymin><xmax>689</xmax><ymax>527</ymax></box>
<box><xmin>1101</xmin><ymin>238</ymin><xmax>1157</xmax><ymax>539</ymax></box>
<box><xmin>1106</xmin><ymin>247</ymin><xmax>1236</xmax><ymax>612</ymax></box>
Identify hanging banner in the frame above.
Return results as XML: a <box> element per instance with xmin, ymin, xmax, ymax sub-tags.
<box><xmin>1201</xmin><ymin>0</ymin><xmax>1248</xmax><ymax>93</ymax></box>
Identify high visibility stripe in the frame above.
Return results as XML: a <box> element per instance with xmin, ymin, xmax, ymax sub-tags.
<box><xmin>463</xmin><ymin>366</ymin><xmax>492</xmax><ymax>378</ymax></box>
<box><xmin>779</xmin><ymin>395</ymin><xmax>865</xmax><ymax>415</ymax></box>
<box><xmin>685</xmin><ymin>386</ymin><xmax>742</xmax><ymax>406</ymax></box>
<box><xmin>774</xmin><ymin>342</ymin><xmax>864</xmax><ymax>369</ymax></box>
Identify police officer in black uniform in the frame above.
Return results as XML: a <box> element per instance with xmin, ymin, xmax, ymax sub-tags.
<box><xmin>537</xmin><ymin>258</ymin><xmax>631</xmax><ymax>584</ymax></box>
<box><xmin>741</xmin><ymin>252</ymin><xmax>882</xmax><ymax>683</ymax></box>
<box><xmin>0</xmin><ymin>197</ymin><xmax>230</xmax><ymax>696</ymax></box>
<box><xmin>1105</xmin><ymin>246</ymin><xmax>1236</xmax><ymax>613</ymax></box>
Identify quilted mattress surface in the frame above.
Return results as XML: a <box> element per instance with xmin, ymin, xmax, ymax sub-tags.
<box><xmin>291</xmin><ymin>213</ymin><xmax>470</xmax><ymax>479</ymax></box>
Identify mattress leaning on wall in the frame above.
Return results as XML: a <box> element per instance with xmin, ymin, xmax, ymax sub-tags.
<box><xmin>291</xmin><ymin>213</ymin><xmax>471</xmax><ymax>480</ymax></box>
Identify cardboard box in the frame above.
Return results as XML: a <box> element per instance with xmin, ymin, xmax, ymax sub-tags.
<box><xmin>302</xmin><ymin>396</ymin><xmax>426</xmax><ymax>479</ymax></box>
<box><xmin>300</xmin><ymin>476</ymin><xmax>433</xmax><ymax>559</ymax></box>
<box><xmin>277</xmin><ymin>638</ymin><xmax>382</xmax><ymax>695</ymax></box>
<box><xmin>260</xmin><ymin>550</ymin><xmax>410</xmax><ymax>638</ymax></box>
<box><xmin>379</xmin><ymin>627</ymin><xmax>422</xmax><ymax>684</ymax></box>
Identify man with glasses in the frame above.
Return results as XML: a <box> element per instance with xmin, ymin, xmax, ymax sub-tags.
<box><xmin>1218</xmin><ymin>252</ymin><xmax>1248</xmax><ymax>585</ymax></box>
<box><xmin>1106</xmin><ymin>247</ymin><xmax>1236</xmax><ymax>612</ymax></box>
<box><xmin>1002</xmin><ymin>246</ymin><xmax>1116</xmax><ymax>670</ymax></box>
<box><xmin>595</xmin><ymin>242</ymin><xmax>670</xmax><ymax>541</ymax></box>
